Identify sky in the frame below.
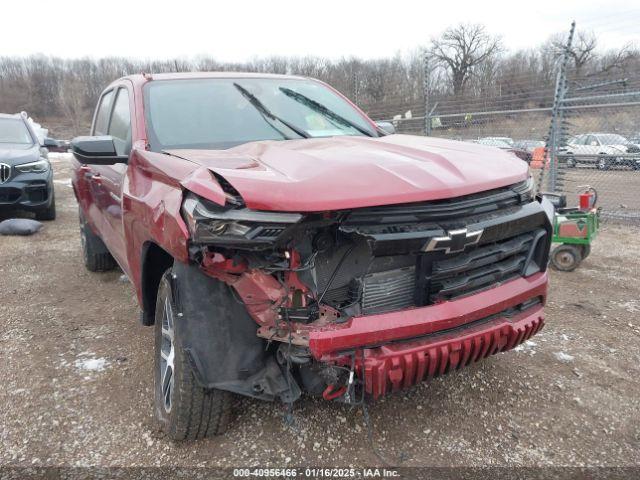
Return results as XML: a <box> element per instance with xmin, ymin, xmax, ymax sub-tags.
<box><xmin>2</xmin><ymin>0</ymin><xmax>637</xmax><ymax>61</ymax></box>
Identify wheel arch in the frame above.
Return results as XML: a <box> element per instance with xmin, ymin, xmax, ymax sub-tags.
<box><xmin>140</xmin><ymin>241</ymin><xmax>175</xmax><ymax>326</ymax></box>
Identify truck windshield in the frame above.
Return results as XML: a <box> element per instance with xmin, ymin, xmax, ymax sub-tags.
<box><xmin>0</xmin><ymin>118</ymin><xmax>34</xmax><ymax>144</ymax></box>
<box><xmin>144</xmin><ymin>78</ymin><xmax>377</xmax><ymax>150</ymax></box>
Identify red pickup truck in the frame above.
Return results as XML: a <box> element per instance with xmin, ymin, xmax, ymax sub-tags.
<box><xmin>71</xmin><ymin>73</ymin><xmax>552</xmax><ymax>440</ymax></box>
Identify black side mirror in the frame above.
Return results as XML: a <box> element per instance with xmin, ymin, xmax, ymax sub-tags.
<box><xmin>43</xmin><ymin>137</ymin><xmax>58</xmax><ymax>148</ymax></box>
<box><xmin>375</xmin><ymin>121</ymin><xmax>396</xmax><ymax>135</ymax></box>
<box><xmin>71</xmin><ymin>136</ymin><xmax>128</xmax><ymax>165</ymax></box>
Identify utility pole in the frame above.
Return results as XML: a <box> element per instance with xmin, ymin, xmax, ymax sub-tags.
<box><xmin>352</xmin><ymin>68</ymin><xmax>360</xmax><ymax>106</ymax></box>
<box><xmin>423</xmin><ymin>49</ymin><xmax>430</xmax><ymax>136</ymax></box>
<box><xmin>543</xmin><ymin>21</ymin><xmax>575</xmax><ymax>193</ymax></box>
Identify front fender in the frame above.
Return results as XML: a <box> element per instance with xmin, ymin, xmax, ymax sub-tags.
<box><xmin>122</xmin><ymin>149</ymin><xmax>196</xmax><ymax>306</ymax></box>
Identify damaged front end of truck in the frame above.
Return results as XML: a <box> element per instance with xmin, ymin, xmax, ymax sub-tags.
<box><xmin>174</xmin><ymin>175</ymin><xmax>552</xmax><ymax>405</ymax></box>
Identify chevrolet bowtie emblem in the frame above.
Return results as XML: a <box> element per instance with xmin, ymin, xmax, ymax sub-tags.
<box><xmin>423</xmin><ymin>228</ymin><xmax>484</xmax><ymax>254</ymax></box>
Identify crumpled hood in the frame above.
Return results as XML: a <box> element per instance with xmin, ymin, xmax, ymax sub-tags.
<box><xmin>0</xmin><ymin>143</ymin><xmax>40</xmax><ymax>166</ymax></box>
<box><xmin>166</xmin><ymin>134</ymin><xmax>528</xmax><ymax>212</ymax></box>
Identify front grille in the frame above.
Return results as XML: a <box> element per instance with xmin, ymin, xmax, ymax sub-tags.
<box><xmin>352</xmin><ymin>228</ymin><xmax>547</xmax><ymax>315</ymax></box>
<box><xmin>428</xmin><ymin>231</ymin><xmax>543</xmax><ymax>302</ymax></box>
<box><xmin>311</xmin><ymin>183</ymin><xmax>548</xmax><ymax>317</ymax></box>
<box><xmin>0</xmin><ymin>163</ymin><xmax>10</xmax><ymax>183</ymax></box>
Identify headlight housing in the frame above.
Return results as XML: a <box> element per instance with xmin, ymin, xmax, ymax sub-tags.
<box><xmin>513</xmin><ymin>176</ymin><xmax>534</xmax><ymax>202</ymax></box>
<box><xmin>15</xmin><ymin>159</ymin><xmax>50</xmax><ymax>174</ymax></box>
<box><xmin>181</xmin><ymin>192</ymin><xmax>302</xmax><ymax>246</ymax></box>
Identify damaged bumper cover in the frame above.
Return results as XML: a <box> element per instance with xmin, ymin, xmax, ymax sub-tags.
<box><xmin>359</xmin><ymin>300</ymin><xmax>544</xmax><ymax>399</ymax></box>
<box><xmin>310</xmin><ymin>272</ymin><xmax>547</xmax><ymax>399</ymax></box>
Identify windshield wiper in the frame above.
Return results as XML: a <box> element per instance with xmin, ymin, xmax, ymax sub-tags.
<box><xmin>279</xmin><ymin>87</ymin><xmax>374</xmax><ymax>137</ymax></box>
<box><xmin>233</xmin><ymin>83</ymin><xmax>309</xmax><ymax>139</ymax></box>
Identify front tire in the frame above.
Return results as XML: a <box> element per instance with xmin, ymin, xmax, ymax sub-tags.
<box><xmin>154</xmin><ymin>270</ymin><xmax>232</xmax><ymax>440</ymax></box>
<box><xmin>565</xmin><ymin>156</ymin><xmax>576</xmax><ymax>168</ymax></box>
<box><xmin>35</xmin><ymin>191</ymin><xmax>56</xmax><ymax>221</ymax></box>
<box><xmin>550</xmin><ymin>244</ymin><xmax>582</xmax><ymax>272</ymax></box>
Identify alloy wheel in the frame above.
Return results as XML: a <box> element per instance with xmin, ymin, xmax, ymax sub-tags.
<box><xmin>159</xmin><ymin>296</ymin><xmax>175</xmax><ymax>413</ymax></box>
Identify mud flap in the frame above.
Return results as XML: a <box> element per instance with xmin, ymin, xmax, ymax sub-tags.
<box><xmin>171</xmin><ymin>261</ymin><xmax>300</xmax><ymax>403</ymax></box>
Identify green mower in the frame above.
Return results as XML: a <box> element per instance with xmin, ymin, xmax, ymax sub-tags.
<box><xmin>546</xmin><ymin>187</ymin><xmax>600</xmax><ymax>271</ymax></box>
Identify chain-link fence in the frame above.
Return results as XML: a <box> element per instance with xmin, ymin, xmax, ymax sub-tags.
<box><xmin>367</xmin><ymin>32</ymin><xmax>640</xmax><ymax>225</ymax></box>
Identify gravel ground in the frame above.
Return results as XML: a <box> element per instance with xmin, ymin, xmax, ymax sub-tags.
<box><xmin>1</xmin><ymin>154</ymin><xmax>639</xmax><ymax>469</ymax></box>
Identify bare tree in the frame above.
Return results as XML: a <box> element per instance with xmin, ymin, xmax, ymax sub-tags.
<box><xmin>59</xmin><ymin>74</ymin><xmax>87</xmax><ymax>135</ymax></box>
<box><xmin>430</xmin><ymin>24</ymin><xmax>502</xmax><ymax>96</ymax></box>
<box><xmin>550</xmin><ymin>30</ymin><xmax>598</xmax><ymax>75</ymax></box>
<box><xmin>596</xmin><ymin>43</ymin><xmax>637</xmax><ymax>75</ymax></box>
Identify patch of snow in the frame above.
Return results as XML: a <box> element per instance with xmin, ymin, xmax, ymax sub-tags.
<box><xmin>48</xmin><ymin>152</ymin><xmax>73</xmax><ymax>161</ymax></box>
<box><xmin>74</xmin><ymin>357</ymin><xmax>109</xmax><ymax>372</ymax></box>
<box><xmin>554</xmin><ymin>351</ymin><xmax>575</xmax><ymax>363</ymax></box>
<box><xmin>514</xmin><ymin>340</ymin><xmax>537</xmax><ymax>354</ymax></box>
<box><xmin>618</xmin><ymin>300</ymin><xmax>640</xmax><ymax>313</ymax></box>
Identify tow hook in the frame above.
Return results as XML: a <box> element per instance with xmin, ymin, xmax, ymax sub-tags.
<box><xmin>322</xmin><ymin>384</ymin><xmax>347</xmax><ymax>401</ymax></box>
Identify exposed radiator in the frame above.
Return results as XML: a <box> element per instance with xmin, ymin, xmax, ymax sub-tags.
<box><xmin>361</xmin><ymin>267</ymin><xmax>415</xmax><ymax>315</ymax></box>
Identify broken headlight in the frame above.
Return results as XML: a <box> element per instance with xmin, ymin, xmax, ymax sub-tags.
<box><xmin>182</xmin><ymin>192</ymin><xmax>302</xmax><ymax>245</ymax></box>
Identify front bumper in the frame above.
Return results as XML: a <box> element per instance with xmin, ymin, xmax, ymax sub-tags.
<box><xmin>359</xmin><ymin>301</ymin><xmax>543</xmax><ymax>398</ymax></box>
<box><xmin>0</xmin><ymin>169</ymin><xmax>53</xmax><ymax>212</ymax></box>
<box><xmin>310</xmin><ymin>272</ymin><xmax>547</xmax><ymax>398</ymax></box>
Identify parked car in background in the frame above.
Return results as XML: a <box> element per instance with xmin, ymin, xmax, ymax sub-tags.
<box><xmin>481</xmin><ymin>136</ymin><xmax>514</xmax><ymax>146</ymax></box>
<box><xmin>71</xmin><ymin>72</ymin><xmax>552</xmax><ymax>440</ymax></box>
<box><xmin>514</xmin><ymin>140</ymin><xmax>545</xmax><ymax>153</ymax></box>
<box><xmin>0</xmin><ymin>112</ymin><xmax>56</xmax><ymax>220</ymax></box>
<box><xmin>475</xmin><ymin>138</ymin><xmax>532</xmax><ymax>163</ymax></box>
<box><xmin>564</xmin><ymin>133</ymin><xmax>640</xmax><ymax>170</ymax></box>
<box><xmin>43</xmin><ymin>137</ymin><xmax>71</xmax><ymax>153</ymax></box>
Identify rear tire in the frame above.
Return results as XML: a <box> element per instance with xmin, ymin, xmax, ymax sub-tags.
<box><xmin>154</xmin><ymin>270</ymin><xmax>232</xmax><ymax>440</ymax></box>
<box><xmin>35</xmin><ymin>191</ymin><xmax>56</xmax><ymax>221</ymax></box>
<box><xmin>580</xmin><ymin>244</ymin><xmax>591</xmax><ymax>260</ymax></box>
<box><xmin>79</xmin><ymin>209</ymin><xmax>116</xmax><ymax>272</ymax></box>
<box><xmin>550</xmin><ymin>244</ymin><xmax>582</xmax><ymax>272</ymax></box>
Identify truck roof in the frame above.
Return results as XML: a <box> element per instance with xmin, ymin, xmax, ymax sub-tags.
<box><xmin>117</xmin><ymin>71</ymin><xmax>308</xmax><ymax>89</ymax></box>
